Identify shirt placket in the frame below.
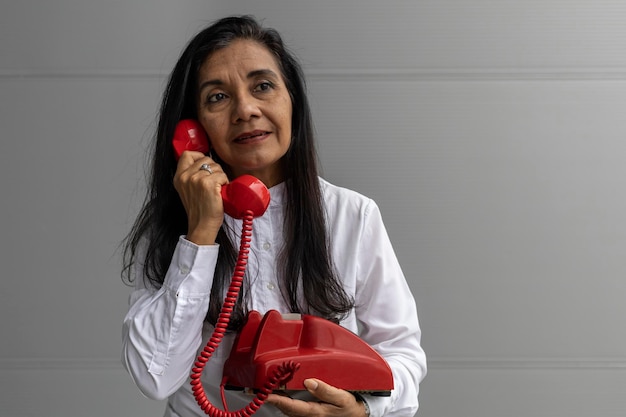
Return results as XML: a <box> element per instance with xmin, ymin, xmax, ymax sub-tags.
<box><xmin>248</xmin><ymin>207</ymin><xmax>281</xmax><ymax>314</ymax></box>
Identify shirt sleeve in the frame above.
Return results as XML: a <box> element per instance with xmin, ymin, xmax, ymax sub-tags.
<box><xmin>354</xmin><ymin>201</ymin><xmax>427</xmax><ymax>417</ymax></box>
<box><xmin>121</xmin><ymin>236</ymin><xmax>219</xmax><ymax>400</ymax></box>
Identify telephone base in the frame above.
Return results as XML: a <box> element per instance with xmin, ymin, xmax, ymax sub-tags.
<box><xmin>222</xmin><ymin>310</ymin><xmax>394</xmax><ymax>396</ymax></box>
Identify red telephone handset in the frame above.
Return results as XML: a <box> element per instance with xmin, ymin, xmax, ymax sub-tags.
<box><xmin>172</xmin><ymin>120</ymin><xmax>393</xmax><ymax>416</ymax></box>
<box><xmin>172</xmin><ymin>119</ymin><xmax>270</xmax><ymax>219</ymax></box>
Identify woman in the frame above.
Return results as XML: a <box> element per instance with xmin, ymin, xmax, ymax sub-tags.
<box><xmin>122</xmin><ymin>15</ymin><xmax>426</xmax><ymax>417</ymax></box>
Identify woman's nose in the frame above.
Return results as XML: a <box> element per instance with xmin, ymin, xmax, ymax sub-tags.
<box><xmin>232</xmin><ymin>93</ymin><xmax>261</xmax><ymax>123</ymax></box>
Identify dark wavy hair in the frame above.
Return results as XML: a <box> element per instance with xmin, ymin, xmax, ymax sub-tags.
<box><xmin>122</xmin><ymin>15</ymin><xmax>353</xmax><ymax>329</ymax></box>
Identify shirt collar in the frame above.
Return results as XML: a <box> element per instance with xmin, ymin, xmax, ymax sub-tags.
<box><xmin>268</xmin><ymin>181</ymin><xmax>286</xmax><ymax>207</ymax></box>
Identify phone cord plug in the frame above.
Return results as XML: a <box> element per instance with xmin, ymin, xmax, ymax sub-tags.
<box><xmin>189</xmin><ymin>210</ymin><xmax>299</xmax><ymax>416</ymax></box>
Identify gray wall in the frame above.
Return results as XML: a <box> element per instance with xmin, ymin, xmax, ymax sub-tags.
<box><xmin>1</xmin><ymin>1</ymin><xmax>625</xmax><ymax>416</ymax></box>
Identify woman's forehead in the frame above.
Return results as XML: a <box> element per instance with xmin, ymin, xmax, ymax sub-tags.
<box><xmin>199</xmin><ymin>39</ymin><xmax>281</xmax><ymax>79</ymax></box>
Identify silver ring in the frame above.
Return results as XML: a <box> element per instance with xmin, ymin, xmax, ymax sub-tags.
<box><xmin>199</xmin><ymin>163</ymin><xmax>213</xmax><ymax>174</ymax></box>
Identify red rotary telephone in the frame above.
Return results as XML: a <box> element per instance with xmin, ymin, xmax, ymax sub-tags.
<box><xmin>173</xmin><ymin>120</ymin><xmax>393</xmax><ymax>416</ymax></box>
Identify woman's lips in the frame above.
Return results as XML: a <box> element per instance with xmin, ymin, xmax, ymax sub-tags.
<box><xmin>234</xmin><ymin>130</ymin><xmax>270</xmax><ymax>143</ymax></box>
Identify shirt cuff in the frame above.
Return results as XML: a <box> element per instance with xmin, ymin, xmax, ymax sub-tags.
<box><xmin>162</xmin><ymin>236</ymin><xmax>220</xmax><ymax>296</ymax></box>
<box><xmin>360</xmin><ymin>394</ymin><xmax>391</xmax><ymax>417</ymax></box>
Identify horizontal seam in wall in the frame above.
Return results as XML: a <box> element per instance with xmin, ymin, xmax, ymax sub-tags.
<box><xmin>309</xmin><ymin>68</ymin><xmax>626</xmax><ymax>81</ymax></box>
<box><xmin>0</xmin><ymin>358</ymin><xmax>125</xmax><ymax>371</ymax></box>
<box><xmin>1</xmin><ymin>357</ymin><xmax>626</xmax><ymax>371</ymax></box>
<box><xmin>2</xmin><ymin>68</ymin><xmax>626</xmax><ymax>81</ymax></box>
<box><xmin>428</xmin><ymin>358</ymin><xmax>626</xmax><ymax>370</ymax></box>
<box><xmin>0</xmin><ymin>69</ymin><xmax>166</xmax><ymax>80</ymax></box>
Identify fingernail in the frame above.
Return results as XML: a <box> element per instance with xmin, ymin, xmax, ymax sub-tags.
<box><xmin>304</xmin><ymin>379</ymin><xmax>318</xmax><ymax>390</ymax></box>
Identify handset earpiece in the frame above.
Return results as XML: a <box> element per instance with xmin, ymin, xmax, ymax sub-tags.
<box><xmin>172</xmin><ymin>119</ymin><xmax>210</xmax><ymax>159</ymax></box>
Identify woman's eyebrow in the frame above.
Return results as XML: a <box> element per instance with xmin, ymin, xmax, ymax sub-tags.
<box><xmin>198</xmin><ymin>78</ymin><xmax>223</xmax><ymax>94</ymax></box>
<box><xmin>247</xmin><ymin>69</ymin><xmax>279</xmax><ymax>79</ymax></box>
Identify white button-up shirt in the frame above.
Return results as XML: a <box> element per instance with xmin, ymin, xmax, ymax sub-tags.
<box><xmin>122</xmin><ymin>178</ymin><xmax>426</xmax><ymax>416</ymax></box>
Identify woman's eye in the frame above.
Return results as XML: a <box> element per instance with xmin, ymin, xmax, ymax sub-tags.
<box><xmin>207</xmin><ymin>92</ymin><xmax>227</xmax><ymax>103</ymax></box>
<box><xmin>254</xmin><ymin>82</ymin><xmax>273</xmax><ymax>92</ymax></box>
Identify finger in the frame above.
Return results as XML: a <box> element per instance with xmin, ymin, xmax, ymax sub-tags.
<box><xmin>188</xmin><ymin>156</ymin><xmax>227</xmax><ymax>178</ymax></box>
<box><xmin>181</xmin><ymin>156</ymin><xmax>227</xmax><ymax>185</ymax></box>
<box><xmin>265</xmin><ymin>393</ymin><xmax>317</xmax><ymax>417</ymax></box>
<box><xmin>190</xmin><ymin>165</ymin><xmax>228</xmax><ymax>191</ymax></box>
<box><xmin>176</xmin><ymin>150</ymin><xmax>207</xmax><ymax>172</ymax></box>
<box><xmin>173</xmin><ymin>154</ymin><xmax>227</xmax><ymax>206</ymax></box>
<box><xmin>304</xmin><ymin>378</ymin><xmax>352</xmax><ymax>407</ymax></box>
<box><xmin>176</xmin><ymin>151</ymin><xmax>209</xmax><ymax>186</ymax></box>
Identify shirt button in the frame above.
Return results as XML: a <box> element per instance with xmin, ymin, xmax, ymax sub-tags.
<box><xmin>179</xmin><ymin>265</ymin><xmax>190</xmax><ymax>275</ymax></box>
<box><xmin>262</xmin><ymin>242</ymin><xmax>271</xmax><ymax>250</ymax></box>
<box><xmin>267</xmin><ymin>283</ymin><xmax>275</xmax><ymax>290</ymax></box>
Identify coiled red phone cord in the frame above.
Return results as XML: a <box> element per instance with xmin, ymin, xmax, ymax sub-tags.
<box><xmin>190</xmin><ymin>210</ymin><xmax>300</xmax><ymax>416</ymax></box>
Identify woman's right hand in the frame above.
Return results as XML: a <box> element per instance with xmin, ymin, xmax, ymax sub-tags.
<box><xmin>173</xmin><ymin>150</ymin><xmax>229</xmax><ymax>245</ymax></box>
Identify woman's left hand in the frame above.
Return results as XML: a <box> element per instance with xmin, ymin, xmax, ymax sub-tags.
<box><xmin>265</xmin><ymin>379</ymin><xmax>368</xmax><ymax>417</ymax></box>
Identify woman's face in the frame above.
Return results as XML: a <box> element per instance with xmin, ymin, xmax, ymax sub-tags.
<box><xmin>196</xmin><ymin>39</ymin><xmax>293</xmax><ymax>187</ymax></box>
